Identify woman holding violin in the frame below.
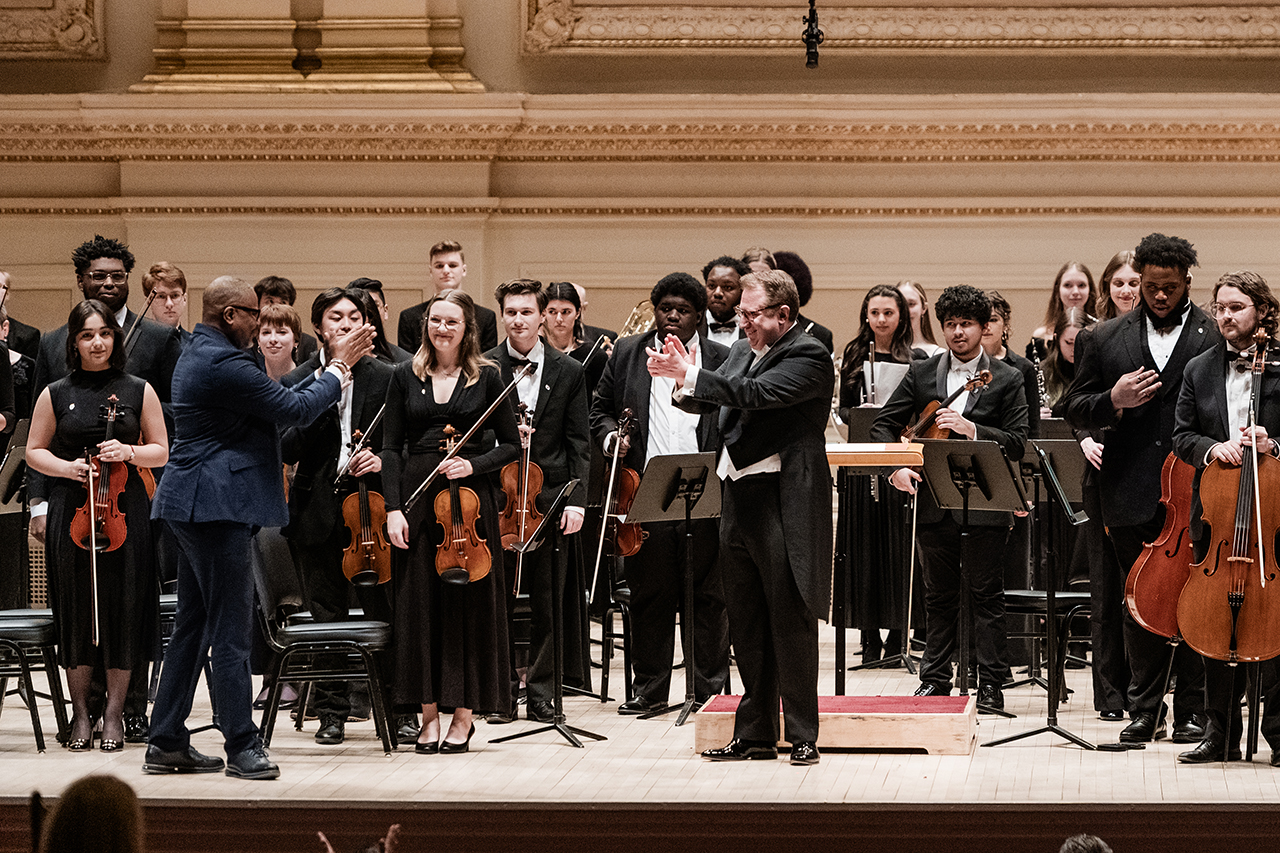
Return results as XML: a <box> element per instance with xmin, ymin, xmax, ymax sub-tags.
<box><xmin>381</xmin><ymin>290</ymin><xmax>519</xmax><ymax>754</ymax></box>
<box><xmin>1172</xmin><ymin>270</ymin><xmax>1280</xmax><ymax>765</ymax></box>
<box><xmin>26</xmin><ymin>300</ymin><xmax>168</xmax><ymax>751</ymax></box>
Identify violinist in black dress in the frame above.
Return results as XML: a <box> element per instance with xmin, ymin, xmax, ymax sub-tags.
<box><xmin>382</xmin><ymin>290</ymin><xmax>519</xmax><ymax>754</ymax></box>
<box><xmin>26</xmin><ymin>301</ymin><xmax>168</xmax><ymax>752</ymax></box>
<box><xmin>1172</xmin><ymin>270</ymin><xmax>1280</xmax><ymax>765</ymax></box>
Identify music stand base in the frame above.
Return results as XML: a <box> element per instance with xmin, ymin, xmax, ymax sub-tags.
<box><xmin>975</xmin><ymin>702</ymin><xmax>1017</xmax><ymax>719</ymax></box>
<box><xmin>489</xmin><ymin>718</ymin><xmax>607</xmax><ymax>749</ymax></box>
<box><xmin>983</xmin><ymin>723</ymin><xmax>1095</xmax><ymax>750</ymax></box>
<box><xmin>638</xmin><ymin>696</ymin><xmax>701</xmax><ymax>726</ymax></box>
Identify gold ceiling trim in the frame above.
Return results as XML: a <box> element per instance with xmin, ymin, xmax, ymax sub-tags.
<box><xmin>0</xmin><ymin>0</ymin><xmax>103</xmax><ymax>59</ymax></box>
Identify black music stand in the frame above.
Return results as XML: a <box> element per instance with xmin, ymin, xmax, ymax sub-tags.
<box><xmin>490</xmin><ymin>480</ymin><xmax>606</xmax><ymax>749</ymax></box>
<box><xmin>0</xmin><ymin>419</ymin><xmax>28</xmax><ymax>514</ymax></box>
<box><xmin>984</xmin><ymin>443</ymin><xmax>1095</xmax><ymax>750</ymax></box>
<box><xmin>920</xmin><ymin>439</ymin><xmax>1028</xmax><ymax>719</ymax></box>
<box><xmin>624</xmin><ymin>452</ymin><xmax>719</xmax><ymax>726</ymax></box>
<box><xmin>1037</xmin><ymin>418</ymin><xmax>1077</xmax><ymax>440</ymax></box>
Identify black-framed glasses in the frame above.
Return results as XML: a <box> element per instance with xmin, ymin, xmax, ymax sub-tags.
<box><xmin>85</xmin><ymin>271</ymin><xmax>128</xmax><ymax>284</ymax></box>
<box><xmin>230</xmin><ymin>304</ymin><xmax>260</xmax><ymax>319</ymax></box>
<box><xmin>733</xmin><ymin>303</ymin><xmax>780</xmax><ymax>323</ymax></box>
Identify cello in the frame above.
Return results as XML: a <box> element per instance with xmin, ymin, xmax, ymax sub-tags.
<box><xmin>1177</xmin><ymin>333</ymin><xmax>1280</xmax><ymax>664</ymax></box>
<box><xmin>1125</xmin><ymin>452</ymin><xmax>1197</xmax><ymax>640</ymax></box>
<box><xmin>433</xmin><ymin>425</ymin><xmax>491</xmax><ymax>585</ymax></box>
<box><xmin>338</xmin><ymin>423</ymin><xmax>391</xmax><ymax>587</ymax></box>
<box><xmin>589</xmin><ymin>407</ymin><xmax>645</xmax><ymax>606</ymax></box>
<box><xmin>499</xmin><ymin>403</ymin><xmax>543</xmax><ymax>596</ymax></box>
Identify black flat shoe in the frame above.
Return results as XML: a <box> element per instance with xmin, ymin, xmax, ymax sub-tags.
<box><xmin>1172</xmin><ymin>714</ymin><xmax>1207</xmax><ymax>744</ymax></box>
<box><xmin>1120</xmin><ymin>710</ymin><xmax>1167</xmax><ymax>743</ymax></box>
<box><xmin>440</xmin><ymin>723</ymin><xmax>475</xmax><ymax>754</ymax></box>
<box><xmin>66</xmin><ymin>717</ymin><xmax>94</xmax><ymax>751</ymax></box>
<box><xmin>414</xmin><ymin>739</ymin><xmax>439</xmax><ymax>755</ymax></box>
<box><xmin>1099</xmin><ymin>710</ymin><xmax>1126</xmax><ymax>722</ymax></box>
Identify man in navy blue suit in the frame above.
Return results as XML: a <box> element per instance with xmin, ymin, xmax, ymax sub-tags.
<box><xmin>144</xmin><ymin>276</ymin><xmax>373</xmax><ymax>780</ymax></box>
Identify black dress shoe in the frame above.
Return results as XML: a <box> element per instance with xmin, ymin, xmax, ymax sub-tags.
<box><xmin>617</xmin><ymin>696</ymin><xmax>660</xmax><ymax>715</ymax></box>
<box><xmin>913</xmin><ymin>683</ymin><xmax>949</xmax><ymax>697</ymax></box>
<box><xmin>977</xmin><ymin>683</ymin><xmax>1004</xmax><ymax>711</ymax></box>
<box><xmin>790</xmin><ymin>742</ymin><xmax>820</xmax><ymax>765</ymax></box>
<box><xmin>1099</xmin><ymin>710</ymin><xmax>1126</xmax><ymax>722</ymax></box>
<box><xmin>226</xmin><ymin>741</ymin><xmax>280</xmax><ymax>780</ymax></box>
<box><xmin>396</xmin><ymin>715</ymin><xmax>420</xmax><ymax>743</ymax></box>
<box><xmin>1271</xmin><ymin>750</ymin><xmax>1280</xmax><ymax>767</ymax></box>
<box><xmin>142</xmin><ymin>744</ymin><xmax>225</xmax><ymax>774</ymax></box>
<box><xmin>486</xmin><ymin>707</ymin><xmax>517</xmax><ymax>725</ymax></box>
<box><xmin>315</xmin><ymin>715</ymin><xmax>345</xmax><ymax>745</ymax></box>
<box><xmin>440</xmin><ymin>723</ymin><xmax>475</xmax><ymax>754</ymax></box>
<box><xmin>1179</xmin><ymin>738</ymin><xmax>1242</xmax><ymax>763</ymax></box>
<box><xmin>1172</xmin><ymin>714</ymin><xmax>1207</xmax><ymax>744</ymax></box>
<box><xmin>1120</xmin><ymin>710</ymin><xmax>1168</xmax><ymax>743</ymax></box>
<box><xmin>414</xmin><ymin>739</ymin><xmax>439</xmax><ymax>755</ymax></box>
<box><xmin>701</xmin><ymin>738</ymin><xmax>778</xmax><ymax>761</ymax></box>
<box><xmin>124</xmin><ymin>714</ymin><xmax>149</xmax><ymax>744</ymax></box>
<box><xmin>527</xmin><ymin>699</ymin><xmax>556</xmax><ymax>723</ymax></box>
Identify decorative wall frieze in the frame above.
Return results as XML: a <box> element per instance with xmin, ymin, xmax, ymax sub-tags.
<box><xmin>0</xmin><ymin>0</ymin><xmax>103</xmax><ymax>59</ymax></box>
<box><xmin>522</xmin><ymin>1</ymin><xmax>1280</xmax><ymax>54</ymax></box>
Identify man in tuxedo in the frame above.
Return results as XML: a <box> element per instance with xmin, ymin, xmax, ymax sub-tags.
<box><xmin>1066</xmin><ymin>232</ymin><xmax>1216</xmax><ymax>744</ymax></box>
<box><xmin>254</xmin><ymin>275</ymin><xmax>319</xmax><ymax>364</ymax></box>
<box><xmin>141</xmin><ymin>262</ymin><xmax>191</xmax><ymax>345</ymax></box>
<box><xmin>872</xmin><ymin>285</ymin><xmax>1029</xmax><ymax>711</ymax></box>
<box><xmin>397</xmin><ymin>240</ymin><xmax>498</xmax><ymax>354</ymax></box>
<box><xmin>592</xmin><ymin>272</ymin><xmax>732</xmax><ymax>716</ymax></box>
<box><xmin>29</xmin><ymin>235</ymin><xmax>183</xmax><ymax>742</ymax></box>
<box><xmin>145</xmin><ymin>276</ymin><xmax>373</xmax><ymax>779</ymax></box>
<box><xmin>649</xmin><ymin>269</ymin><xmax>833</xmax><ymax>766</ymax></box>
<box><xmin>0</xmin><ymin>272</ymin><xmax>40</xmax><ymax>360</ymax></box>
<box><xmin>701</xmin><ymin>255</ymin><xmax>749</xmax><ymax>348</ymax></box>
<box><xmin>280</xmin><ymin>287</ymin><xmax>401</xmax><ymax>746</ymax></box>
<box><xmin>485</xmin><ymin>278</ymin><xmax>591</xmax><ymax>724</ymax></box>
<box><xmin>1172</xmin><ymin>269</ymin><xmax>1280</xmax><ymax>765</ymax></box>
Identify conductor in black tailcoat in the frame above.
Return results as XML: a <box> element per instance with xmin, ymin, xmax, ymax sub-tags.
<box><xmin>649</xmin><ymin>269</ymin><xmax>833</xmax><ymax>766</ymax></box>
<box><xmin>397</xmin><ymin>240</ymin><xmax>498</xmax><ymax>354</ymax></box>
<box><xmin>1065</xmin><ymin>232</ymin><xmax>1217</xmax><ymax>745</ymax></box>
<box><xmin>872</xmin><ymin>286</ymin><xmax>1028</xmax><ymax>711</ymax></box>
<box><xmin>591</xmin><ymin>273</ymin><xmax>732</xmax><ymax>716</ymax></box>
<box><xmin>1172</xmin><ymin>270</ymin><xmax>1280</xmax><ymax>765</ymax></box>
<box><xmin>280</xmin><ymin>287</ymin><xmax>399</xmax><ymax>746</ymax></box>
<box><xmin>485</xmin><ymin>278</ymin><xmax>592</xmax><ymax>724</ymax></box>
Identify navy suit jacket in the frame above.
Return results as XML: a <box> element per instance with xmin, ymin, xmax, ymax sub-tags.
<box><xmin>151</xmin><ymin>324</ymin><xmax>342</xmax><ymax>528</ymax></box>
<box><xmin>1065</xmin><ymin>304</ymin><xmax>1220</xmax><ymax>528</ymax></box>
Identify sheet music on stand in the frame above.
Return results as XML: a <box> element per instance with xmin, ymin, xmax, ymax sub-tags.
<box><xmin>863</xmin><ymin>361</ymin><xmax>909</xmax><ymax>406</ymax></box>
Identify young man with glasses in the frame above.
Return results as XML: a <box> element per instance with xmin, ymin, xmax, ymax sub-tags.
<box><xmin>1066</xmin><ymin>233</ymin><xmax>1217</xmax><ymax>745</ymax></box>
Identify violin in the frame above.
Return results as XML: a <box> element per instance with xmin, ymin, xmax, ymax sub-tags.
<box><xmin>340</xmin><ymin>428</ymin><xmax>391</xmax><ymax>587</ymax></box>
<box><xmin>433</xmin><ymin>425</ymin><xmax>491</xmax><ymax>585</ymax></box>
<box><xmin>499</xmin><ymin>403</ymin><xmax>544</xmax><ymax>595</ymax></box>
<box><xmin>900</xmin><ymin>371</ymin><xmax>993</xmax><ymax>441</ymax></box>
<box><xmin>1178</xmin><ymin>333</ymin><xmax>1280</xmax><ymax>664</ymax></box>
<box><xmin>69</xmin><ymin>394</ymin><xmax>127</xmax><ymax>554</ymax></box>
<box><xmin>1124</xmin><ymin>452</ymin><xmax>1196</xmax><ymax>640</ymax></box>
<box><xmin>590</xmin><ymin>408</ymin><xmax>646</xmax><ymax>603</ymax></box>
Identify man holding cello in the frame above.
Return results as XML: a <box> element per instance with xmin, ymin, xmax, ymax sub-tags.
<box><xmin>1172</xmin><ymin>270</ymin><xmax>1280</xmax><ymax>765</ymax></box>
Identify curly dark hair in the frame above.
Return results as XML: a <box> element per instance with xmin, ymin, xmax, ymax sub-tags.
<box><xmin>701</xmin><ymin>255</ymin><xmax>750</xmax><ymax>282</ymax></box>
<box><xmin>651</xmin><ymin>272</ymin><xmax>707</xmax><ymax>314</ymax></box>
<box><xmin>773</xmin><ymin>250</ymin><xmax>813</xmax><ymax>307</ymax></box>
<box><xmin>934</xmin><ymin>285</ymin><xmax>992</xmax><ymax>326</ymax></box>
<box><xmin>72</xmin><ymin>235</ymin><xmax>135</xmax><ymax>276</ymax></box>
<box><xmin>1134</xmin><ymin>233</ymin><xmax>1199</xmax><ymax>275</ymax></box>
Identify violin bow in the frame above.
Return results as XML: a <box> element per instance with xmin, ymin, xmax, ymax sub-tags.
<box><xmin>403</xmin><ymin>363</ymin><xmax>533</xmax><ymax>512</ymax></box>
<box><xmin>333</xmin><ymin>403</ymin><xmax>387</xmax><ymax>491</ymax></box>
<box><xmin>84</xmin><ymin>451</ymin><xmax>101</xmax><ymax>647</ymax></box>
<box><xmin>590</xmin><ymin>409</ymin><xmax>631</xmax><ymax>608</ymax></box>
<box><xmin>581</xmin><ymin>333</ymin><xmax>609</xmax><ymax>365</ymax></box>
<box><xmin>1250</xmin><ymin>334</ymin><xmax>1268</xmax><ymax>587</ymax></box>
<box><xmin>122</xmin><ymin>290</ymin><xmax>160</xmax><ymax>356</ymax></box>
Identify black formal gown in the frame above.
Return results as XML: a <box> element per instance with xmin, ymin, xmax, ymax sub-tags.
<box><xmin>381</xmin><ymin>362</ymin><xmax>519</xmax><ymax>713</ymax></box>
<box><xmin>44</xmin><ymin>369</ymin><xmax>157</xmax><ymax>670</ymax></box>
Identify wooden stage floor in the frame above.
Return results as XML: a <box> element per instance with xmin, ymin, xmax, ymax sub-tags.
<box><xmin>3</xmin><ymin>626</ymin><xmax>1280</xmax><ymax>853</ymax></box>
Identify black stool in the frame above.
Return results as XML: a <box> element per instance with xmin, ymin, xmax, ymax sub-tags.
<box><xmin>0</xmin><ymin>609</ymin><xmax>69</xmax><ymax>752</ymax></box>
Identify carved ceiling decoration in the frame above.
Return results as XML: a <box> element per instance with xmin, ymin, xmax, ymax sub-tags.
<box><xmin>0</xmin><ymin>0</ymin><xmax>103</xmax><ymax>59</ymax></box>
<box><xmin>5</xmin><ymin>117</ymin><xmax>1280</xmax><ymax>163</ymax></box>
<box><xmin>522</xmin><ymin>0</ymin><xmax>1280</xmax><ymax>54</ymax></box>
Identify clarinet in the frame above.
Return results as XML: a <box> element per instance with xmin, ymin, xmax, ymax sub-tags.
<box><xmin>1033</xmin><ymin>350</ymin><xmax>1048</xmax><ymax>410</ymax></box>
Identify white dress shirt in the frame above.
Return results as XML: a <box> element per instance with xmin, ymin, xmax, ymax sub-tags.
<box><xmin>945</xmin><ymin>351</ymin><xmax>984</xmax><ymax>416</ymax></box>
<box><xmin>507</xmin><ymin>338</ymin><xmax>545</xmax><ymax>416</ymax></box>
<box><xmin>648</xmin><ymin>335</ymin><xmax>702</xmax><ymax>461</ymax></box>
<box><xmin>1145</xmin><ymin>311</ymin><xmax>1188</xmax><ymax>372</ymax></box>
<box><xmin>706</xmin><ymin>310</ymin><xmax>742</xmax><ymax>348</ymax></box>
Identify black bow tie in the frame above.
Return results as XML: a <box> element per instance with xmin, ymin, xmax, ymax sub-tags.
<box><xmin>709</xmin><ymin>321</ymin><xmax>737</xmax><ymax>334</ymax></box>
<box><xmin>511</xmin><ymin>357</ymin><xmax>538</xmax><ymax>370</ymax></box>
<box><xmin>1227</xmin><ymin>349</ymin><xmax>1255</xmax><ymax>372</ymax></box>
<box><xmin>1145</xmin><ymin>298</ymin><xmax>1190</xmax><ymax>333</ymax></box>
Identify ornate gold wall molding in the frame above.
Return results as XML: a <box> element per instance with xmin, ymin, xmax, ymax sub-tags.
<box><xmin>0</xmin><ymin>0</ymin><xmax>103</xmax><ymax>59</ymax></box>
<box><xmin>521</xmin><ymin>0</ymin><xmax>1280</xmax><ymax>54</ymax></box>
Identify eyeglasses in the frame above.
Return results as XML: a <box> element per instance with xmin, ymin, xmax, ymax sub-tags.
<box><xmin>230</xmin><ymin>304</ymin><xmax>260</xmax><ymax>319</ymax></box>
<box><xmin>426</xmin><ymin>316</ymin><xmax>462</xmax><ymax>330</ymax></box>
<box><xmin>85</xmin><ymin>271</ymin><xmax>128</xmax><ymax>284</ymax></box>
<box><xmin>733</xmin><ymin>303</ymin><xmax>781</xmax><ymax>323</ymax></box>
<box><xmin>1212</xmin><ymin>302</ymin><xmax>1254</xmax><ymax>317</ymax></box>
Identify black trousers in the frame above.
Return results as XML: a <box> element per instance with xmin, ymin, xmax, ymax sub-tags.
<box><xmin>1202</xmin><ymin>658</ymin><xmax>1280</xmax><ymax>749</ymax></box>
<box><xmin>915</xmin><ymin>516</ymin><xmax>1011</xmax><ymax>691</ymax></box>
<box><xmin>1081</xmin><ymin>472</ymin><xmax>1130</xmax><ymax>713</ymax></box>
<box><xmin>1109</xmin><ymin>521</ymin><xmax>1204</xmax><ymax>722</ymax></box>
<box><xmin>626</xmin><ymin>517</ymin><xmax>729</xmax><ymax>704</ymax></box>
<box><xmin>290</xmin><ymin>524</ymin><xmax>395</xmax><ymax>719</ymax></box>
<box><xmin>721</xmin><ymin>474</ymin><xmax>817</xmax><ymax>744</ymax></box>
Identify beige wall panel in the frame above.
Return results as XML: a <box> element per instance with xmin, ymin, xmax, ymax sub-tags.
<box><xmin>0</xmin><ymin>164</ymin><xmax>122</xmax><ymax>199</ymax></box>
<box><xmin>117</xmin><ymin>161</ymin><xmax>493</xmax><ymax>199</ymax></box>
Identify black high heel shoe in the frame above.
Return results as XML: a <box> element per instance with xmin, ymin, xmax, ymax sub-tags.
<box><xmin>66</xmin><ymin>718</ymin><xmax>95</xmax><ymax>752</ymax></box>
<box><xmin>100</xmin><ymin>716</ymin><xmax>125</xmax><ymax>752</ymax></box>
<box><xmin>414</xmin><ymin>739</ymin><xmax>440</xmax><ymax>755</ymax></box>
<box><xmin>439</xmin><ymin>723</ymin><xmax>475</xmax><ymax>754</ymax></box>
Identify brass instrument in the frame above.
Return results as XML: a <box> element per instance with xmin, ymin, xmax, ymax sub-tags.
<box><xmin>584</xmin><ymin>299</ymin><xmax>653</xmax><ymax>362</ymax></box>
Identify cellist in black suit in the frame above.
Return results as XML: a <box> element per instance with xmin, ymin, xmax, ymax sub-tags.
<box><xmin>485</xmin><ymin>278</ymin><xmax>592</xmax><ymax>724</ymax></box>
<box><xmin>591</xmin><ymin>273</ymin><xmax>731</xmax><ymax>717</ymax></box>
<box><xmin>1172</xmin><ymin>270</ymin><xmax>1280</xmax><ymax>765</ymax></box>
<box><xmin>280</xmin><ymin>287</ymin><xmax>406</xmax><ymax>746</ymax></box>
<box><xmin>1066</xmin><ymin>232</ymin><xmax>1218</xmax><ymax>745</ymax></box>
